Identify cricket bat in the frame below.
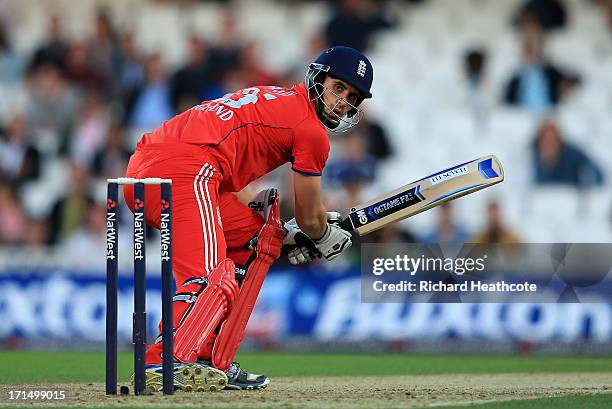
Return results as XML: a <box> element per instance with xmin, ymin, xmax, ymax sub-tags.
<box><xmin>336</xmin><ymin>155</ymin><xmax>504</xmax><ymax>235</ymax></box>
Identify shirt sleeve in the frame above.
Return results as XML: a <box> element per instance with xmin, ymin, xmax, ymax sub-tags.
<box><xmin>291</xmin><ymin>119</ymin><xmax>330</xmax><ymax>176</ymax></box>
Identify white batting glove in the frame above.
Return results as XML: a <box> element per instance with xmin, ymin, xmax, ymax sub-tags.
<box><xmin>283</xmin><ymin>212</ymin><xmax>346</xmax><ymax>265</ymax></box>
<box><xmin>287</xmin><ymin>246</ymin><xmax>318</xmax><ymax>265</ymax></box>
<box><xmin>283</xmin><ymin>212</ymin><xmax>342</xmax><ymax>246</ymax></box>
<box><xmin>313</xmin><ymin>223</ymin><xmax>352</xmax><ymax>261</ymax></box>
<box><xmin>283</xmin><ymin>218</ymin><xmax>302</xmax><ymax>246</ymax></box>
<box><xmin>283</xmin><ymin>218</ymin><xmax>320</xmax><ymax>265</ymax></box>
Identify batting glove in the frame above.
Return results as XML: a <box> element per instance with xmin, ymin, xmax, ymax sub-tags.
<box><xmin>313</xmin><ymin>222</ymin><xmax>352</xmax><ymax>261</ymax></box>
<box><xmin>283</xmin><ymin>212</ymin><xmax>345</xmax><ymax>265</ymax></box>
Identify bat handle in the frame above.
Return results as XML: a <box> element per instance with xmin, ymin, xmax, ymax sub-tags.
<box><xmin>338</xmin><ymin>217</ymin><xmax>355</xmax><ymax>232</ymax></box>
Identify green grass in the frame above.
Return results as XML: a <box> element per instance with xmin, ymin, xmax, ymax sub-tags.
<box><xmin>234</xmin><ymin>352</ymin><xmax>612</xmax><ymax>377</ymax></box>
<box><xmin>434</xmin><ymin>393</ymin><xmax>612</xmax><ymax>409</ymax></box>
<box><xmin>0</xmin><ymin>352</ymin><xmax>609</xmax><ymax>409</ymax></box>
<box><xmin>0</xmin><ymin>351</ymin><xmax>610</xmax><ymax>384</ymax></box>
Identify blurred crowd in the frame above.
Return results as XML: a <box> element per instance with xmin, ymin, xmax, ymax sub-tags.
<box><xmin>0</xmin><ymin>0</ymin><xmax>610</xmax><ymax>266</ymax></box>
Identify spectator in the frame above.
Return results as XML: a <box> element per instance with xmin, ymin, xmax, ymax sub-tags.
<box><xmin>470</xmin><ymin>200</ymin><xmax>521</xmax><ymax>244</ymax></box>
<box><xmin>215</xmin><ymin>65</ymin><xmax>249</xmax><ymax>99</ymax></box>
<box><xmin>87</xmin><ymin>8</ymin><xmax>121</xmax><ymax>92</ymax></box>
<box><xmin>24</xmin><ymin>63</ymin><xmax>81</xmax><ymax>141</ymax></box>
<box><xmin>321</xmin><ymin>131</ymin><xmax>376</xmax><ymax>267</ymax></box>
<box><xmin>465</xmin><ymin>49</ymin><xmax>486</xmax><ymax>85</ymax></box>
<box><xmin>532</xmin><ymin>118</ymin><xmax>604</xmax><ymax>187</ymax></box>
<box><xmin>91</xmin><ymin>122</ymin><xmax>131</xmax><ymax>179</ymax></box>
<box><xmin>60</xmin><ymin>199</ymin><xmax>107</xmax><ymax>264</ymax></box>
<box><xmin>0</xmin><ymin>183</ymin><xmax>26</xmax><ymax>244</ymax></box>
<box><xmin>170</xmin><ymin>35</ymin><xmax>213</xmax><ymax>113</ymax></box>
<box><xmin>325</xmin><ymin>131</ymin><xmax>377</xmax><ymax>188</ymax></box>
<box><xmin>207</xmin><ymin>9</ymin><xmax>243</xmax><ymax>91</ymax></box>
<box><xmin>323</xmin><ymin>132</ymin><xmax>378</xmax><ymax>243</ymax></box>
<box><xmin>0</xmin><ymin>25</ymin><xmax>24</xmax><ymax>122</ymax></box>
<box><xmin>126</xmin><ymin>53</ymin><xmax>174</xmax><ymax>131</ymax></box>
<box><xmin>593</xmin><ymin>0</ymin><xmax>612</xmax><ymax>36</ymax></box>
<box><xmin>503</xmin><ymin>36</ymin><xmax>579</xmax><ymax>114</ymax></box>
<box><xmin>23</xmin><ymin>218</ymin><xmax>49</xmax><ymax>251</ymax></box>
<box><xmin>327</xmin><ymin>173</ymin><xmax>366</xmax><ymax>217</ymax></box>
<box><xmin>69</xmin><ymin>88</ymin><xmax>111</xmax><ymax>167</ymax></box>
<box><xmin>29</xmin><ymin>14</ymin><xmax>68</xmax><ymax>71</ymax></box>
<box><xmin>0</xmin><ymin>114</ymin><xmax>40</xmax><ymax>185</ymax></box>
<box><xmin>514</xmin><ymin>0</ymin><xmax>567</xmax><ymax>32</ymax></box>
<box><xmin>117</xmin><ymin>32</ymin><xmax>145</xmax><ymax>115</ymax></box>
<box><xmin>607</xmin><ymin>1</ymin><xmax>612</xmax><ymax>33</ymax></box>
<box><xmin>324</xmin><ymin>0</ymin><xmax>395</xmax><ymax>52</ymax></box>
<box><xmin>0</xmin><ymin>24</ymin><xmax>23</xmax><ymax>85</ymax></box>
<box><xmin>463</xmin><ymin>48</ymin><xmax>493</xmax><ymax>120</ymax></box>
<box><xmin>420</xmin><ymin>203</ymin><xmax>470</xmax><ymax>245</ymax></box>
<box><xmin>359</xmin><ymin>115</ymin><xmax>393</xmax><ymax>161</ymax></box>
<box><xmin>47</xmin><ymin>162</ymin><xmax>92</xmax><ymax>245</ymax></box>
<box><xmin>64</xmin><ymin>42</ymin><xmax>107</xmax><ymax>92</ymax></box>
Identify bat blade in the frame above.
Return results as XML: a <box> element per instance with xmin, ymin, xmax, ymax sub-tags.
<box><xmin>339</xmin><ymin>155</ymin><xmax>504</xmax><ymax>235</ymax></box>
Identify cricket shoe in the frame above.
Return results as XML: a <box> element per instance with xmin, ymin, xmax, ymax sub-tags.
<box><xmin>199</xmin><ymin>360</ymin><xmax>270</xmax><ymax>390</ymax></box>
<box><xmin>133</xmin><ymin>363</ymin><xmax>228</xmax><ymax>392</ymax></box>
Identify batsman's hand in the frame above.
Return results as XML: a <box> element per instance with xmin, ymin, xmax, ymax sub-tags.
<box><xmin>282</xmin><ymin>218</ymin><xmax>303</xmax><ymax>246</ymax></box>
<box><xmin>313</xmin><ymin>222</ymin><xmax>352</xmax><ymax>261</ymax></box>
<box><xmin>283</xmin><ymin>218</ymin><xmax>319</xmax><ymax>262</ymax></box>
<box><xmin>283</xmin><ymin>212</ymin><xmax>342</xmax><ymax>246</ymax></box>
<box><xmin>283</xmin><ymin>212</ymin><xmax>346</xmax><ymax>265</ymax></box>
<box><xmin>287</xmin><ymin>241</ymin><xmax>319</xmax><ymax>265</ymax></box>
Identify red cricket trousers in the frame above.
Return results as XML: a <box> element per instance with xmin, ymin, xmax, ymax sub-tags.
<box><xmin>123</xmin><ymin>143</ymin><xmax>263</xmax><ymax>364</ymax></box>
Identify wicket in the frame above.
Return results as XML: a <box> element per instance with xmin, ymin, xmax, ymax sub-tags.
<box><xmin>106</xmin><ymin>178</ymin><xmax>175</xmax><ymax>395</ymax></box>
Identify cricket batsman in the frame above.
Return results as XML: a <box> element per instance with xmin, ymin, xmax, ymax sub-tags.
<box><xmin>123</xmin><ymin>46</ymin><xmax>374</xmax><ymax>391</ymax></box>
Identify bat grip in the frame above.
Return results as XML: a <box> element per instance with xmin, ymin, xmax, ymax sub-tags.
<box><xmin>337</xmin><ymin>217</ymin><xmax>354</xmax><ymax>232</ymax></box>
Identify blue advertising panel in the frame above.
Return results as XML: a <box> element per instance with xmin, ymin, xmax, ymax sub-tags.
<box><xmin>0</xmin><ymin>267</ymin><xmax>611</xmax><ymax>346</ymax></box>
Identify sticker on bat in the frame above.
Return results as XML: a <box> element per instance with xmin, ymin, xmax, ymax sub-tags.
<box><xmin>354</xmin><ymin>186</ymin><xmax>425</xmax><ymax>224</ymax></box>
<box><xmin>430</xmin><ymin>166</ymin><xmax>469</xmax><ymax>185</ymax></box>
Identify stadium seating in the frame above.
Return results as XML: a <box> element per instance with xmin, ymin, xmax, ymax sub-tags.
<box><xmin>3</xmin><ymin>0</ymin><xmax>610</xmax><ymax>244</ymax></box>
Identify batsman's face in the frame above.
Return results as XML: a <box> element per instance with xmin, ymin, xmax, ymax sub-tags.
<box><xmin>321</xmin><ymin>76</ymin><xmax>360</xmax><ymax>119</ymax></box>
